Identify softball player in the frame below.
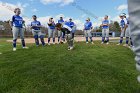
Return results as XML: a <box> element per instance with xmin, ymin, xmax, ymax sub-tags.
<box><xmin>47</xmin><ymin>18</ymin><xmax>56</xmax><ymax>45</ymax></box>
<box><xmin>31</xmin><ymin>15</ymin><xmax>45</xmax><ymax>46</ymax></box>
<box><xmin>101</xmin><ymin>15</ymin><xmax>110</xmax><ymax>44</ymax></box>
<box><xmin>55</xmin><ymin>23</ymin><xmax>74</xmax><ymax>50</ymax></box>
<box><xmin>57</xmin><ymin>17</ymin><xmax>65</xmax><ymax>43</ymax></box>
<box><xmin>10</xmin><ymin>8</ymin><xmax>28</xmax><ymax>51</ymax></box>
<box><xmin>68</xmin><ymin>18</ymin><xmax>75</xmax><ymax>39</ymax></box>
<box><xmin>84</xmin><ymin>18</ymin><xmax>93</xmax><ymax>44</ymax></box>
<box><xmin>123</xmin><ymin>13</ymin><xmax>133</xmax><ymax>47</ymax></box>
<box><xmin>117</xmin><ymin>14</ymin><xmax>127</xmax><ymax>45</ymax></box>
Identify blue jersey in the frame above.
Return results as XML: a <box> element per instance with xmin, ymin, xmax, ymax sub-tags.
<box><xmin>58</xmin><ymin>19</ymin><xmax>64</xmax><ymax>24</ymax></box>
<box><xmin>102</xmin><ymin>20</ymin><xmax>109</xmax><ymax>29</ymax></box>
<box><xmin>48</xmin><ymin>22</ymin><xmax>55</xmax><ymax>29</ymax></box>
<box><xmin>84</xmin><ymin>21</ymin><xmax>92</xmax><ymax>30</ymax></box>
<box><xmin>68</xmin><ymin>21</ymin><xmax>75</xmax><ymax>28</ymax></box>
<box><xmin>31</xmin><ymin>21</ymin><xmax>41</xmax><ymax>30</ymax></box>
<box><xmin>120</xmin><ymin>19</ymin><xmax>126</xmax><ymax>28</ymax></box>
<box><xmin>12</xmin><ymin>15</ymin><xmax>23</xmax><ymax>28</ymax></box>
<box><xmin>65</xmin><ymin>22</ymin><xmax>71</xmax><ymax>28</ymax></box>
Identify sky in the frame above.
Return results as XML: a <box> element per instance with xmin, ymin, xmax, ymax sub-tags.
<box><xmin>0</xmin><ymin>0</ymin><xmax>128</xmax><ymax>30</ymax></box>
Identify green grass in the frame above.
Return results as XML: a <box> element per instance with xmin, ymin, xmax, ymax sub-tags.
<box><xmin>0</xmin><ymin>38</ymin><xmax>140</xmax><ymax>93</ymax></box>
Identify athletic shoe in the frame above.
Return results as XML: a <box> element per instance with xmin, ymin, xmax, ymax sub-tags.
<box><xmin>101</xmin><ymin>42</ymin><xmax>104</xmax><ymax>44</ymax></box>
<box><xmin>117</xmin><ymin>43</ymin><xmax>121</xmax><ymax>45</ymax></box>
<box><xmin>106</xmin><ymin>42</ymin><xmax>109</xmax><ymax>45</ymax></box>
<box><xmin>123</xmin><ymin>44</ymin><xmax>128</xmax><ymax>47</ymax></box>
<box><xmin>63</xmin><ymin>41</ymin><xmax>66</xmax><ymax>44</ymax></box>
<box><xmin>23</xmin><ymin>47</ymin><xmax>29</xmax><ymax>49</ymax></box>
<box><xmin>86</xmin><ymin>42</ymin><xmax>89</xmax><ymax>44</ymax></box>
<box><xmin>68</xmin><ymin>47</ymin><xmax>73</xmax><ymax>50</ymax></box>
<box><xmin>91</xmin><ymin>42</ymin><xmax>94</xmax><ymax>44</ymax></box>
<box><xmin>13</xmin><ymin>48</ymin><xmax>16</xmax><ymax>51</ymax></box>
<box><xmin>48</xmin><ymin>43</ymin><xmax>51</xmax><ymax>46</ymax></box>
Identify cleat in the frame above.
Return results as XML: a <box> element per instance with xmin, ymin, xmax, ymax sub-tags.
<box><xmin>23</xmin><ymin>47</ymin><xmax>29</xmax><ymax>49</ymax></box>
<box><xmin>123</xmin><ymin>44</ymin><xmax>128</xmax><ymax>47</ymax></box>
<box><xmin>101</xmin><ymin>42</ymin><xmax>104</xmax><ymax>44</ymax></box>
<box><xmin>13</xmin><ymin>48</ymin><xmax>16</xmax><ymax>51</ymax></box>
<box><xmin>91</xmin><ymin>42</ymin><xmax>94</xmax><ymax>44</ymax></box>
<box><xmin>106</xmin><ymin>42</ymin><xmax>109</xmax><ymax>45</ymax></box>
<box><xmin>86</xmin><ymin>42</ymin><xmax>89</xmax><ymax>44</ymax></box>
<box><xmin>68</xmin><ymin>47</ymin><xmax>73</xmax><ymax>50</ymax></box>
<box><xmin>117</xmin><ymin>43</ymin><xmax>121</xmax><ymax>45</ymax></box>
<box><xmin>48</xmin><ymin>43</ymin><xmax>51</xmax><ymax>46</ymax></box>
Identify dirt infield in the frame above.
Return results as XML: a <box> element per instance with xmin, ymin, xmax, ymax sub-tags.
<box><xmin>6</xmin><ymin>37</ymin><xmax>120</xmax><ymax>44</ymax></box>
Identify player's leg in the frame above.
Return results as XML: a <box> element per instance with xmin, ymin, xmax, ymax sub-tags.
<box><xmin>130</xmin><ymin>37</ymin><xmax>133</xmax><ymax>47</ymax></box>
<box><xmin>38</xmin><ymin>31</ymin><xmax>45</xmax><ymax>46</ymax></box>
<box><xmin>124</xmin><ymin>27</ymin><xmax>129</xmax><ymax>47</ymax></box>
<box><xmin>69</xmin><ymin>34</ymin><xmax>74</xmax><ymax>50</ymax></box>
<box><xmin>48</xmin><ymin>28</ymin><xmax>52</xmax><ymax>45</ymax></box>
<box><xmin>88</xmin><ymin>30</ymin><xmax>93</xmax><ymax>44</ymax></box>
<box><xmin>117</xmin><ymin>28</ymin><xmax>124</xmax><ymax>45</ymax></box>
<box><xmin>66</xmin><ymin>34</ymin><xmax>73</xmax><ymax>50</ymax></box>
<box><xmin>106</xmin><ymin>29</ymin><xmax>109</xmax><ymax>44</ymax></box>
<box><xmin>62</xmin><ymin>32</ymin><xmax>66</xmax><ymax>43</ymax></box>
<box><xmin>129</xmin><ymin>26</ymin><xmax>134</xmax><ymax>47</ymax></box>
<box><xmin>32</xmin><ymin>30</ymin><xmax>39</xmax><ymax>46</ymax></box>
<box><xmin>128</xmin><ymin>0</ymin><xmax>140</xmax><ymax>82</ymax></box>
<box><xmin>12</xmin><ymin>27</ymin><xmax>18</xmax><ymax>51</ymax></box>
<box><xmin>72</xmin><ymin>32</ymin><xmax>75</xmax><ymax>39</ymax></box>
<box><xmin>52</xmin><ymin>29</ymin><xmax>56</xmax><ymax>44</ymax></box>
<box><xmin>66</xmin><ymin>34</ymin><xmax>70</xmax><ymax>50</ymax></box>
<box><xmin>58</xmin><ymin>30</ymin><xmax>62</xmax><ymax>44</ymax></box>
<box><xmin>19</xmin><ymin>28</ymin><xmax>28</xmax><ymax>49</ymax></box>
<box><xmin>102</xmin><ymin>29</ymin><xmax>105</xmax><ymax>44</ymax></box>
<box><xmin>84</xmin><ymin>30</ymin><xmax>88</xmax><ymax>43</ymax></box>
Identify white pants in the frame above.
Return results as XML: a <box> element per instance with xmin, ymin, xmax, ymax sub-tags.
<box><xmin>84</xmin><ymin>30</ymin><xmax>92</xmax><ymax>37</ymax></box>
<box><xmin>120</xmin><ymin>28</ymin><xmax>125</xmax><ymax>37</ymax></box>
<box><xmin>58</xmin><ymin>30</ymin><xmax>62</xmax><ymax>37</ymax></box>
<box><xmin>102</xmin><ymin>28</ymin><xmax>109</xmax><ymax>37</ymax></box>
<box><xmin>125</xmin><ymin>26</ymin><xmax>131</xmax><ymax>37</ymax></box>
<box><xmin>12</xmin><ymin>27</ymin><xmax>24</xmax><ymax>40</ymax></box>
<box><xmin>32</xmin><ymin>30</ymin><xmax>42</xmax><ymax>37</ymax></box>
<box><xmin>48</xmin><ymin>28</ymin><xmax>56</xmax><ymax>38</ymax></box>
